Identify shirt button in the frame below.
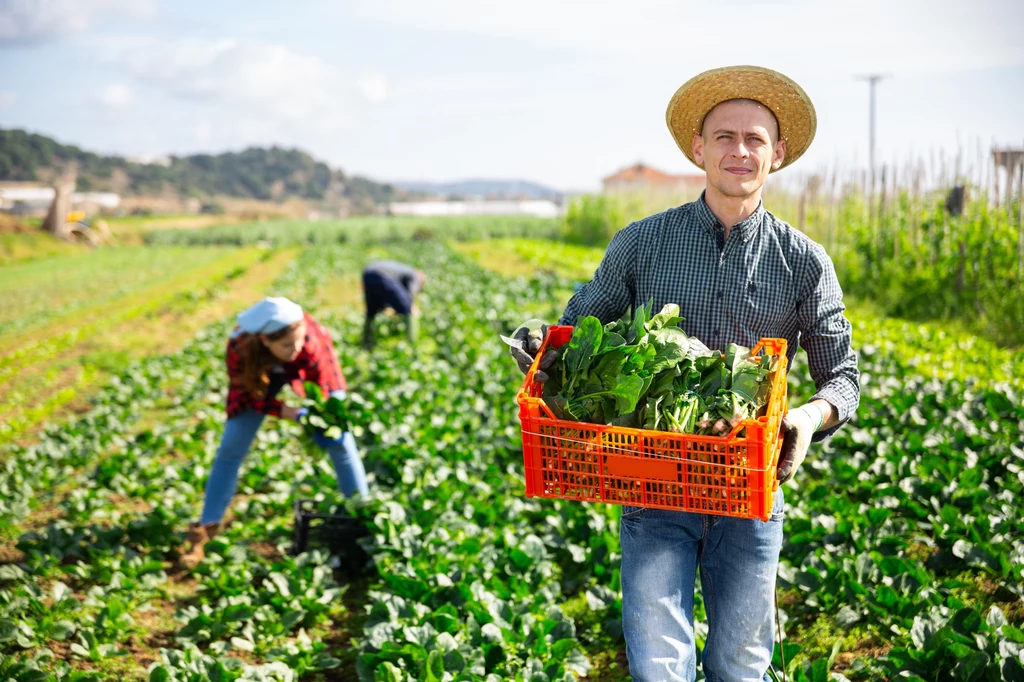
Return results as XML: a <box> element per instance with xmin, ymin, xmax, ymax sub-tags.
<box><xmin>717</xmin><ymin>291</ymin><xmax>723</xmax><ymax>299</ymax></box>
<box><xmin>714</xmin><ymin>329</ymin><xmax>721</xmax><ymax>336</ymax></box>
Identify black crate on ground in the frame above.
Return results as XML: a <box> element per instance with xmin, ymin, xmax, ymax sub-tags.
<box><xmin>292</xmin><ymin>498</ymin><xmax>373</xmax><ymax>575</ymax></box>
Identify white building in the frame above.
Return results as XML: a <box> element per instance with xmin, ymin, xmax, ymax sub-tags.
<box><xmin>0</xmin><ymin>185</ymin><xmax>120</xmax><ymax>212</ymax></box>
<box><xmin>388</xmin><ymin>199</ymin><xmax>561</xmax><ymax>218</ymax></box>
<box><xmin>73</xmin><ymin>192</ymin><xmax>121</xmax><ymax>209</ymax></box>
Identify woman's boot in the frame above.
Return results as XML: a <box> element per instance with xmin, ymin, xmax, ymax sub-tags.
<box><xmin>179</xmin><ymin>522</ymin><xmax>220</xmax><ymax>569</ymax></box>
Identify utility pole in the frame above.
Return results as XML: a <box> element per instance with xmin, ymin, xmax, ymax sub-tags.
<box><xmin>856</xmin><ymin>73</ymin><xmax>888</xmax><ymax>186</ymax></box>
<box><xmin>856</xmin><ymin>73</ymin><xmax>890</xmax><ymax>235</ymax></box>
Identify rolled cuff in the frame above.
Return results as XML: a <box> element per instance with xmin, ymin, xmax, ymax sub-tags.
<box><xmin>809</xmin><ymin>383</ymin><xmax>859</xmax><ymax>442</ymax></box>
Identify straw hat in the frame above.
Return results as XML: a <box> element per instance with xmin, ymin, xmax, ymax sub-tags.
<box><xmin>666</xmin><ymin>65</ymin><xmax>816</xmax><ymax>173</ymax></box>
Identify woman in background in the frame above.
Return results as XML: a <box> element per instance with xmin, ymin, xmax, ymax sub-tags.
<box><xmin>180</xmin><ymin>297</ymin><xmax>368</xmax><ymax>568</ymax></box>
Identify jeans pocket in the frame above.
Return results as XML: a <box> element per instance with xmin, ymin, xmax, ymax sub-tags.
<box><xmin>621</xmin><ymin>505</ymin><xmax>647</xmax><ymax>520</ymax></box>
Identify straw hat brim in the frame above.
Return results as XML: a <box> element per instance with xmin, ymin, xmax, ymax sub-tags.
<box><xmin>666</xmin><ymin>65</ymin><xmax>816</xmax><ymax>173</ymax></box>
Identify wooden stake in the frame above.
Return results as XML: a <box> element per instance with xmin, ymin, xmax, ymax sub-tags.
<box><xmin>1017</xmin><ymin>161</ymin><xmax>1023</xmax><ymax>282</ymax></box>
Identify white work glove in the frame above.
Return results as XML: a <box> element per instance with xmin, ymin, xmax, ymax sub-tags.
<box><xmin>777</xmin><ymin>404</ymin><xmax>824</xmax><ymax>484</ymax></box>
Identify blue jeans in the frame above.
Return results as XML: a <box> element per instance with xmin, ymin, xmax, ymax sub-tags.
<box><xmin>200</xmin><ymin>409</ymin><xmax>369</xmax><ymax>524</ymax></box>
<box><xmin>619</xmin><ymin>489</ymin><xmax>784</xmax><ymax>682</ymax></box>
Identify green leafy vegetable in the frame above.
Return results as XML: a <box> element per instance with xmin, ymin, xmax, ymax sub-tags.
<box><xmin>547</xmin><ymin>302</ymin><xmax>778</xmax><ymax>435</ymax></box>
<box><xmin>298</xmin><ymin>381</ymin><xmax>361</xmax><ymax>444</ymax></box>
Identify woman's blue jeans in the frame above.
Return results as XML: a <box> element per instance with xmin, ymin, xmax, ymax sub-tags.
<box><xmin>199</xmin><ymin>409</ymin><xmax>369</xmax><ymax>524</ymax></box>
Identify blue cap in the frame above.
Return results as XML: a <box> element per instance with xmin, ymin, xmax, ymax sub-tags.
<box><xmin>236</xmin><ymin>297</ymin><xmax>303</xmax><ymax>335</ymax></box>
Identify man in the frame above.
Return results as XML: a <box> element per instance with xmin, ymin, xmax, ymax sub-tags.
<box><xmin>361</xmin><ymin>259</ymin><xmax>426</xmax><ymax>350</ymax></box>
<box><xmin>513</xmin><ymin>65</ymin><xmax>859</xmax><ymax>681</ymax></box>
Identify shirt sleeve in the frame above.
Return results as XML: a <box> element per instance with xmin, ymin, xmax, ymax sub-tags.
<box><xmin>404</xmin><ymin>272</ymin><xmax>423</xmax><ymax>297</ymax></box>
<box><xmin>559</xmin><ymin>224</ymin><xmax>637</xmax><ymax>326</ymax></box>
<box><xmin>225</xmin><ymin>334</ymin><xmax>284</xmax><ymax>419</ymax></box>
<box><xmin>300</xmin><ymin>315</ymin><xmax>347</xmax><ymax>396</ymax></box>
<box><xmin>797</xmin><ymin>243</ymin><xmax>861</xmax><ymax>440</ymax></box>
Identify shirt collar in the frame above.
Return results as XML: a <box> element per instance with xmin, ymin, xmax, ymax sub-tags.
<box><xmin>695</xmin><ymin>191</ymin><xmax>765</xmax><ymax>243</ymax></box>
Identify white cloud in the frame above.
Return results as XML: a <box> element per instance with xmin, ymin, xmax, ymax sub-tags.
<box><xmin>0</xmin><ymin>0</ymin><xmax>156</xmax><ymax>44</ymax></box>
<box><xmin>352</xmin><ymin>0</ymin><xmax>1024</xmax><ymax>75</ymax></box>
<box><xmin>74</xmin><ymin>39</ymin><xmax>400</xmax><ymax>162</ymax></box>
<box><xmin>112</xmin><ymin>39</ymin><xmax>382</xmax><ymax>124</ymax></box>
<box><xmin>388</xmin><ymin>76</ymin><xmax>511</xmax><ymax>99</ymax></box>
<box><xmin>191</xmin><ymin>120</ymin><xmax>213</xmax><ymax>145</ymax></box>
<box><xmin>359</xmin><ymin>73</ymin><xmax>389</xmax><ymax>103</ymax></box>
<box><xmin>98</xmin><ymin>82</ymin><xmax>133</xmax><ymax>109</ymax></box>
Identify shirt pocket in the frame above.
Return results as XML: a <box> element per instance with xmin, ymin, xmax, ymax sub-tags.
<box><xmin>738</xmin><ymin>276</ymin><xmax>793</xmax><ymax>338</ymax></box>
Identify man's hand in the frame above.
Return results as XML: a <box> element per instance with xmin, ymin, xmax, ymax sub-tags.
<box><xmin>508</xmin><ymin>324</ymin><xmax>558</xmax><ymax>382</ymax></box>
<box><xmin>777</xmin><ymin>403</ymin><xmax>824</xmax><ymax>484</ymax></box>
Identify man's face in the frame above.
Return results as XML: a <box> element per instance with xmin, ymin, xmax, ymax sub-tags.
<box><xmin>692</xmin><ymin>99</ymin><xmax>785</xmax><ymax>200</ymax></box>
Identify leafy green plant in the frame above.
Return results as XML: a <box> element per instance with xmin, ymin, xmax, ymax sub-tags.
<box><xmin>546</xmin><ymin>302</ymin><xmax>777</xmax><ymax>434</ymax></box>
<box><xmin>298</xmin><ymin>381</ymin><xmax>362</xmax><ymax>442</ymax></box>
<box><xmin>0</xmin><ymin>582</ymin><xmax>81</xmax><ymax>649</ymax></box>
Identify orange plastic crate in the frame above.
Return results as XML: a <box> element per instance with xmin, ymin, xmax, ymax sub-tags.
<box><xmin>517</xmin><ymin>326</ymin><xmax>788</xmax><ymax>521</ymax></box>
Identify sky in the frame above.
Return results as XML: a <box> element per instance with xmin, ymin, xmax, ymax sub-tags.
<box><xmin>0</xmin><ymin>0</ymin><xmax>1022</xmax><ymax>191</ymax></box>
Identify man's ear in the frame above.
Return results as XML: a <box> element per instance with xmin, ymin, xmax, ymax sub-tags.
<box><xmin>692</xmin><ymin>133</ymin><xmax>705</xmax><ymax>167</ymax></box>
<box><xmin>771</xmin><ymin>138</ymin><xmax>787</xmax><ymax>170</ymax></box>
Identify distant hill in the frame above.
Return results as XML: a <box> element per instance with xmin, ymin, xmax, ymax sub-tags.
<box><xmin>0</xmin><ymin>128</ymin><xmax>400</xmax><ymax>212</ymax></box>
<box><xmin>392</xmin><ymin>178</ymin><xmax>562</xmax><ymax>200</ymax></box>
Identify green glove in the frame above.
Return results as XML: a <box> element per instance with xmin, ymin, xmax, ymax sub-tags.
<box><xmin>404</xmin><ymin>312</ymin><xmax>419</xmax><ymax>346</ymax></box>
<box><xmin>362</xmin><ymin>317</ymin><xmax>375</xmax><ymax>351</ymax></box>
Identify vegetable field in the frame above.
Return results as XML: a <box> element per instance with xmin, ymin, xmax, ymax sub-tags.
<box><xmin>143</xmin><ymin>217</ymin><xmax>560</xmax><ymax>248</ymax></box>
<box><xmin>0</xmin><ymin>244</ymin><xmax>293</xmax><ymax>445</ymax></box>
<box><xmin>0</xmin><ymin>226</ymin><xmax>1022</xmax><ymax>682</ymax></box>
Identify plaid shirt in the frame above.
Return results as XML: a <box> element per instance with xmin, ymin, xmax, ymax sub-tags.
<box><xmin>225</xmin><ymin>312</ymin><xmax>346</xmax><ymax>419</ymax></box>
<box><xmin>560</xmin><ymin>194</ymin><xmax>860</xmax><ymax>437</ymax></box>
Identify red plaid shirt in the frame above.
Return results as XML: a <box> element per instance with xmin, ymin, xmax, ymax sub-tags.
<box><xmin>225</xmin><ymin>312</ymin><xmax>347</xmax><ymax>418</ymax></box>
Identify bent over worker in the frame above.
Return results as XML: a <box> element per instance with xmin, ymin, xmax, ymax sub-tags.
<box><xmin>180</xmin><ymin>297</ymin><xmax>369</xmax><ymax>569</ymax></box>
<box><xmin>361</xmin><ymin>259</ymin><xmax>426</xmax><ymax>350</ymax></box>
